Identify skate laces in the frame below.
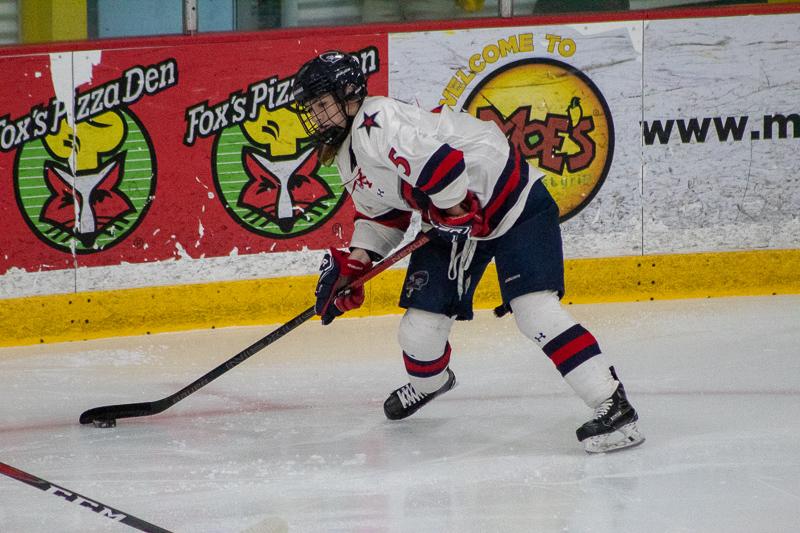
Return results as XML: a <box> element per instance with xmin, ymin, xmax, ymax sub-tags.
<box><xmin>592</xmin><ymin>381</ymin><xmax>625</xmax><ymax>420</ymax></box>
<box><xmin>593</xmin><ymin>397</ymin><xmax>614</xmax><ymax>419</ymax></box>
<box><xmin>396</xmin><ymin>383</ymin><xmax>426</xmax><ymax>408</ymax></box>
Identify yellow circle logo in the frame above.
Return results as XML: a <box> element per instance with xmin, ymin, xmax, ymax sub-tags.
<box><xmin>463</xmin><ymin>58</ymin><xmax>613</xmax><ymax>221</ymax></box>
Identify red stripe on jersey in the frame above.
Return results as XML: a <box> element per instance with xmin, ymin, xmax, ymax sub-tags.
<box><xmin>482</xmin><ymin>149</ymin><xmax>521</xmax><ymax>224</ymax></box>
<box><xmin>400</xmin><ymin>182</ymin><xmax>421</xmax><ymax>210</ymax></box>
<box><xmin>419</xmin><ymin>149</ymin><xmax>465</xmax><ymax>194</ymax></box>
<box><xmin>401</xmin><ymin>182</ymin><xmax>434</xmax><ymax>216</ymax></box>
<box><xmin>549</xmin><ymin>332</ymin><xmax>598</xmax><ymax>366</ymax></box>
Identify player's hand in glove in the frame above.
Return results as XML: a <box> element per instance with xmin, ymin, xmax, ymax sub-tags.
<box><xmin>428</xmin><ymin>191</ymin><xmax>487</xmax><ymax>243</ymax></box>
<box><xmin>315</xmin><ymin>248</ymin><xmax>373</xmax><ymax>325</ymax></box>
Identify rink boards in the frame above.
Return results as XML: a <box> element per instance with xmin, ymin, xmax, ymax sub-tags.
<box><xmin>3</xmin><ymin>248</ymin><xmax>798</xmax><ymax>346</ymax></box>
<box><xmin>0</xmin><ymin>5</ymin><xmax>799</xmax><ymax>345</ymax></box>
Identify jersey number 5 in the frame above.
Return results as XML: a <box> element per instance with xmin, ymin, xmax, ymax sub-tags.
<box><xmin>388</xmin><ymin>147</ymin><xmax>411</xmax><ymax>177</ymax></box>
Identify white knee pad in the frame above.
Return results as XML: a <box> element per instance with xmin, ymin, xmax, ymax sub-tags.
<box><xmin>510</xmin><ymin>291</ymin><xmax>578</xmax><ymax>348</ymax></box>
<box><xmin>398</xmin><ymin>308</ymin><xmax>454</xmax><ymax>360</ymax></box>
<box><xmin>398</xmin><ymin>308</ymin><xmax>455</xmax><ymax>394</ymax></box>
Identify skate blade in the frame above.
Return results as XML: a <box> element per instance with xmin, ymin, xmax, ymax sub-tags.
<box><xmin>583</xmin><ymin>420</ymin><xmax>645</xmax><ymax>454</ymax></box>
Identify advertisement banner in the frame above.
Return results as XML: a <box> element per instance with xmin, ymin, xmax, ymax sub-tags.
<box><xmin>1</xmin><ymin>10</ymin><xmax>798</xmax><ymax>302</ymax></box>
<box><xmin>390</xmin><ymin>14</ymin><xmax>800</xmax><ymax>258</ymax></box>
<box><xmin>0</xmin><ymin>35</ymin><xmax>388</xmax><ymax>297</ymax></box>
<box><xmin>389</xmin><ymin>22</ymin><xmax>645</xmax><ymax>259</ymax></box>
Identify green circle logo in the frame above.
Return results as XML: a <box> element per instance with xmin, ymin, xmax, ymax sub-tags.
<box><xmin>212</xmin><ymin>105</ymin><xmax>346</xmax><ymax>238</ymax></box>
<box><xmin>14</xmin><ymin>109</ymin><xmax>156</xmax><ymax>253</ymax></box>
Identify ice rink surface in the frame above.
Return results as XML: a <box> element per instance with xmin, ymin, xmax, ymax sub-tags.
<box><xmin>1</xmin><ymin>295</ymin><xmax>799</xmax><ymax>532</ymax></box>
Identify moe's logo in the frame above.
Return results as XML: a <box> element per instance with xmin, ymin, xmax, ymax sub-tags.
<box><xmin>441</xmin><ymin>33</ymin><xmax>613</xmax><ymax>221</ymax></box>
<box><xmin>10</xmin><ymin>60</ymin><xmax>174</xmax><ymax>252</ymax></box>
<box><xmin>185</xmin><ymin>47</ymin><xmax>379</xmax><ymax>238</ymax></box>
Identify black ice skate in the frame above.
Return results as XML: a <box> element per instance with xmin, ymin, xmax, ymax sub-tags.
<box><xmin>576</xmin><ymin>367</ymin><xmax>645</xmax><ymax>453</ymax></box>
<box><xmin>384</xmin><ymin>368</ymin><xmax>457</xmax><ymax>420</ymax></box>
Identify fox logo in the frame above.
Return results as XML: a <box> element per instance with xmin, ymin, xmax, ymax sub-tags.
<box><xmin>212</xmin><ymin>104</ymin><xmax>346</xmax><ymax>238</ymax></box>
<box><xmin>240</xmin><ymin>147</ymin><xmax>334</xmax><ymax>232</ymax></box>
<box><xmin>41</xmin><ymin>153</ymin><xmax>135</xmax><ymax>247</ymax></box>
<box><xmin>14</xmin><ymin>109</ymin><xmax>156</xmax><ymax>253</ymax></box>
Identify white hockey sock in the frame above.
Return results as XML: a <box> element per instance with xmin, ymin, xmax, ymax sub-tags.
<box><xmin>563</xmin><ymin>353</ymin><xmax>618</xmax><ymax>409</ymax></box>
<box><xmin>511</xmin><ymin>291</ymin><xmax>617</xmax><ymax>408</ymax></box>
<box><xmin>398</xmin><ymin>308</ymin><xmax>455</xmax><ymax>394</ymax></box>
<box><xmin>410</xmin><ymin>366</ymin><xmax>449</xmax><ymax>394</ymax></box>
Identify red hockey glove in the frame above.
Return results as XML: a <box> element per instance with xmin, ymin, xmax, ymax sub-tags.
<box><xmin>315</xmin><ymin>248</ymin><xmax>372</xmax><ymax>325</ymax></box>
<box><xmin>427</xmin><ymin>191</ymin><xmax>487</xmax><ymax>243</ymax></box>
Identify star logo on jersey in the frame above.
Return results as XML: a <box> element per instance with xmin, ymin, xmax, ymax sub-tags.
<box><xmin>358</xmin><ymin>111</ymin><xmax>380</xmax><ymax>136</ymax></box>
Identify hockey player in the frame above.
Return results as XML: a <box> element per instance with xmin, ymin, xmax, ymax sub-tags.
<box><xmin>292</xmin><ymin>51</ymin><xmax>644</xmax><ymax>453</ymax></box>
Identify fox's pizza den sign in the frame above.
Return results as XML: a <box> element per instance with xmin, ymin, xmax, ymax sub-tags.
<box><xmin>186</xmin><ymin>46</ymin><xmax>379</xmax><ymax>239</ymax></box>
<box><xmin>0</xmin><ymin>39</ymin><xmax>387</xmax><ymax>286</ymax></box>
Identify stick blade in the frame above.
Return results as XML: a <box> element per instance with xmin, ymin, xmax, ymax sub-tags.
<box><xmin>79</xmin><ymin>401</ymin><xmax>161</xmax><ymax>425</ymax></box>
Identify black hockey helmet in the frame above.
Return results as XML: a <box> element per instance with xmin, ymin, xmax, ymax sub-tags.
<box><xmin>292</xmin><ymin>51</ymin><xmax>367</xmax><ymax>146</ymax></box>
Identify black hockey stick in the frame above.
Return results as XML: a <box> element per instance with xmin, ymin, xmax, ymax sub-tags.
<box><xmin>79</xmin><ymin>232</ymin><xmax>431</xmax><ymax>426</ymax></box>
<box><xmin>0</xmin><ymin>461</ymin><xmax>172</xmax><ymax>533</ymax></box>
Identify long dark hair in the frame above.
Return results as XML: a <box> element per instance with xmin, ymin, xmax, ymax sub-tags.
<box><xmin>318</xmin><ymin>142</ymin><xmax>339</xmax><ymax>167</ymax></box>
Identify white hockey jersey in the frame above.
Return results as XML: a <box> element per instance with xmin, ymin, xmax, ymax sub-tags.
<box><xmin>336</xmin><ymin>96</ymin><xmax>542</xmax><ymax>259</ymax></box>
